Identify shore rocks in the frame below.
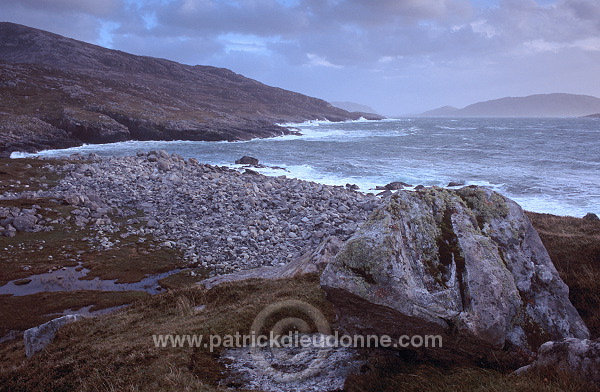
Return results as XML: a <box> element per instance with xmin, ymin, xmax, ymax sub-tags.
<box><xmin>385</xmin><ymin>181</ymin><xmax>411</xmax><ymax>190</ymax></box>
<box><xmin>320</xmin><ymin>186</ymin><xmax>589</xmax><ymax>366</ymax></box>
<box><xmin>24</xmin><ymin>314</ymin><xmax>83</xmax><ymax>357</ymax></box>
<box><xmin>201</xmin><ymin>236</ymin><xmax>343</xmax><ymax>289</ymax></box>
<box><xmin>515</xmin><ymin>338</ymin><xmax>600</xmax><ymax>384</ymax></box>
<box><xmin>235</xmin><ymin>156</ymin><xmax>259</xmax><ymax>165</ymax></box>
<box><xmin>9</xmin><ymin>153</ymin><xmax>380</xmax><ymax>273</ymax></box>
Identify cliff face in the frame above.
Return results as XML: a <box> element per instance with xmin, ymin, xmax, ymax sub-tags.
<box><xmin>0</xmin><ymin>23</ymin><xmax>369</xmax><ymax>155</ymax></box>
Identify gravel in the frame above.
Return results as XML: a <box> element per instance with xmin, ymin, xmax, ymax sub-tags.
<box><xmin>1</xmin><ymin>151</ymin><xmax>383</xmax><ymax>274</ymax></box>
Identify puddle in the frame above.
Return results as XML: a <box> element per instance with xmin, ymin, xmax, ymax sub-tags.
<box><xmin>0</xmin><ymin>264</ymin><xmax>183</xmax><ymax>296</ymax></box>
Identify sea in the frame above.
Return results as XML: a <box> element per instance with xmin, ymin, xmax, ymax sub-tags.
<box><xmin>13</xmin><ymin>117</ymin><xmax>600</xmax><ymax>218</ymax></box>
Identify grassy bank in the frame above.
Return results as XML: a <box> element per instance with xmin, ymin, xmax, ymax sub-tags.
<box><xmin>0</xmin><ymin>273</ymin><xmax>591</xmax><ymax>392</ymax></box>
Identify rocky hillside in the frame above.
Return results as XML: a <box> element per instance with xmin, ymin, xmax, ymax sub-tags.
<box><xmin>0</xmin><ymin>23</ymin><xmax>375</xmax><ymax>156</ymax></box>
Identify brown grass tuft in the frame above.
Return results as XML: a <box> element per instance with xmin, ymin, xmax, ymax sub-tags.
<box><xmin>527</xmin><ymin>211</ymin><xmax>600</xmax><ymax>337</ymax></box>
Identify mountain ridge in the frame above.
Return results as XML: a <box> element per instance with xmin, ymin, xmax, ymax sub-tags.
<box><xmin>419</xmin><ymin>93</ymin><xmax>600</xmax><ymax>117</ymax></box>
<box><xmin>0</xmin><ymin>22</ymin><xmax>380</xmax><ymax>156</ymax></box>
<box><xmin>331</xmin><ymin>101</ymin><xmax>380</xmax><ymax>115</ymax></box>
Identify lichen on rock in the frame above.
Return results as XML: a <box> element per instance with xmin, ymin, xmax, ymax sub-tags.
<box><xmin>321</xmin><ymin>186</ymin><xmax>589</xmax><ymax>367</ymax></box>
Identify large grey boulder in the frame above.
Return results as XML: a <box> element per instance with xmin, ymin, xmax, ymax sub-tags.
<box><xmin>320</xmin><ymin>186</ymin><xmax>589</xmax><ymax>367</ymax></box>
<box><xmin>514</xmin><ymin>338</ymin><xmax>600</xmax><ymax>384</ymax></box>
<box><xmin>24</xmin><ymin>314</ymin><xmax>83</xmax><ymax>357</ymax></box>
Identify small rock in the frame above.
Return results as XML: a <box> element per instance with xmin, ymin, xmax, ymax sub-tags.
<box><xmin>447</xmin><ymin>180</ymin><xmax>466</xmax><ymax>187</ymax></box>
<box><xmin>157</xmin><ymin>159</ymin><xmax>172</xmax><ymax>171</ymax></box>
<box><xmin>583</xmin><ymin>212</ymin><xmax>599</xmax><ymax>221</ymax></box>
<box><xmin>12</xmin><ymin>215</ymin><xmax>38</xmax><ymax>232</ymax></box>
<box><xmin>14</xmin><ymin>278</ymin><xmax>32</xmax><ymax>285</ymax></box>
<box><xmin>385</xmin><ymin>181</ymin><xmax>412</xmax><ymax>190</ymax></box>
<box><xmin>514</xmin><ymin>338</ymin><xmax>600</xmax><ymax>385</ymax></box>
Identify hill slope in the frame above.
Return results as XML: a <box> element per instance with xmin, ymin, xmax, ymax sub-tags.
<box><xmin>419</xmin><ymin>105</ymin><xmax>459</xmax><ymax>117</ymax></box>
<box><xmin>420</xmin><ymin>93</ymin><xmax>600</xmax><ymax>117</ymax></box>
<box><xmin>331</xmin><ymin>101</ymin><xmax>380</xmax><ymax>115</ymax></box>
<box><xmin>0</xmin><ymin>23</ymin><xmax>370</xmax><ymax>155</ymax></box>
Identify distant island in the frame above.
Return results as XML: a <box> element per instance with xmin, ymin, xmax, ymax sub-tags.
<box><xmin>420</xmin><ymin>93</ymin><xmax>600</xmax><ymax>117</ymax></box>
<box><xmin>583</xmin><ymin>113</ymin><xmax>600</xmax><ymax>118</ymax></box>
<box><xmin>331</xmin><ymin>101</ymin><xmax>380</xmax><ymax>116</ymax></box>
<box><xmin>0</xmin><ymin>23</ymin><xmax>382</xmax><ymax>156</ymax></box>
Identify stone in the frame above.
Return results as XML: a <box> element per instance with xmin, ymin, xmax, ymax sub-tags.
<box><xmin>221</xmin><ymin>333</ymin><xmax>363</xmax><ymax>392</ymax></box>
<box><xmin>157</xmin><ymin>159</ymin><xmax>172</xmax><ymax>171</ymax></box>
<box><xmin>385</xmin><ymin>181</ymin><xmax>411</xmax><ymax>190</ymax></box>
<box><xmin>12</xmin><ymin>214</ymin><xmax>37</xmax><ymax>232</ymax></box>
<box><xmin>514</xmin><ymin>338</ymin><xmax>600</xmax><ymax>385</ymax></box>
<box><xmin>582</xmin><ymin>212</ymin><xmax>599</xmax><ymax>221</ymax></box>
<box><xmin>447</xmin><ymin>181</ymin><xmax>466</xmax><ymax>187</ymax></box>
<box><xmin>235</xmin><ymin>156</ymin><xmax>259</xmax><ymax>165</ymax></box>
<box><xmin>320</xmin><ymin>186</ymin><xmax>589</xmax><ymax>367</ymax></box>
<box><xmin>201</xmin><ymin>236</ymin><xmax>343</xmax><ymax>289</ymax></box>
<box><xmin>24</xmin><ymin>314</ymin><xmax>84</xmax><ymax>357</ymax></box>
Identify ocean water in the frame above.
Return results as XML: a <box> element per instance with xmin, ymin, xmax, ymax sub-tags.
<box><xmin>13</xmin><ymin>118</ymin><xmax>600</xmax><ymax>217</ymax></box>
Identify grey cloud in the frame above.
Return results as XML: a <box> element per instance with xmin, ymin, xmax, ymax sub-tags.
<box><xmin>13</xmin><ymin>0</ymin><xmax>121</xmax><ymax>17</ymax></box>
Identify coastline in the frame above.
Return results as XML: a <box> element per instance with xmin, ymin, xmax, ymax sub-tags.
<box><xmin>0</xmin><ymin>153</ymin><xmax>597</xmax><ymax>391</ymax></box>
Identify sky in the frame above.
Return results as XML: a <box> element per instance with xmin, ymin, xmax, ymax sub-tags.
<box><xmin>1</xmin><ymin>0</ymin><xmax>599</xmax><ymax>115</ymax></box>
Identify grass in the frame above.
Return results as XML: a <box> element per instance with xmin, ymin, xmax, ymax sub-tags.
<box><xmin>0</xmin><ymin>290</ymin><xmax>149</xmax><ymax>337</ymax></box>
<box><xmin>527</xmin><ymin>211</ymin><xmax>600</xmax><ymax>337</ymax></box>
<box><xmin>0</xmin><ymin>158</ymin><xmax>184</xmax><ymax>339</ymax></box>
<box><xmin>0</xmin><ymin>273</ymin><xmax>592</xmax><ymax>391</ymax></box>
<box><xmin>0</xmin><ymin>157</ymin><xmax>73</xmax><ymax>193</ymax></box>
<box><xmin>0</xmin><ymin>274</ymin><xmax>331</xmax><ymax>391</ymax></box>
<box><xmin>345</xmin><ymin>353</ymin><xmax>588</xmax><ymax>392</ymax></box>
<box><xmin>80</xmin><ymin>244</ymin><xmax>184</xmax><ymax>284</ymax></box>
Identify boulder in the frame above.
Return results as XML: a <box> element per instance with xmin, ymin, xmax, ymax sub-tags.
<box><xmin>447</xmin><ymin>181</ymin><xmax>466</xmax><ymax>187</ymax></box>
<box><xmin>320</xmin><ymin>186</ymin><xmax>589</xmax><ymax>367</ymax></box>
<box><xmin>12</xmin><ymin>214</ymin><xmax>37</xmax><ymax>232</ymax></box>
<box><xmin>235</xmin><ymin>156</ymin><xmax>259</xmax><ymax>165</ymax></box>
<box><xmin>24</xmin><ymin>314</ymin><xmax>83</xmax><ymax>357</ymax></box>
<box><xmin>514</xmin><ymin>338</ymin><xmax>600</xmax><ymax>385</ymax></box>
<box><xmin>583</xmin><ymin>212</ymin><xmax>599</xmax><ymax>221</ymax></box>
<box><xmin>156</xmin><ymin>158</ymin><xmax>172</xmax><ymax>171</ymax></box>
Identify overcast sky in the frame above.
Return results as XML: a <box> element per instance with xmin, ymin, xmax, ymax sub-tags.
<box><xmin>2</xmin><ymin>0</ymin><xmax>599</xmax><ymax>115</ymax></box>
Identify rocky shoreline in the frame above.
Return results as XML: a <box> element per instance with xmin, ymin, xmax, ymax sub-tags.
<box><xmin>1</xmin><ymin>153</ymin><xmax>599</xmax><ymax>391</ymax></box>
<box><xmin>1</xmin><ymin>151</ymin><xmax>382</xmax><ymax>274</ymax></box>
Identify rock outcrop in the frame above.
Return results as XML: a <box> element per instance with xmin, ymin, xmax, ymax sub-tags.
<box><xmin>515</xmin><ymin>338</ymin><xmax>600</xmax><ymax>384</ymax></box>
<box><xmin>24</xmin><ymin>314</ymin><xmax>83</xmax><ymax>357</ymax></box>
<box><xmin>320</xmin><ymin>186</ymin><xmax>589</xmax><ymax>366</ymax></box>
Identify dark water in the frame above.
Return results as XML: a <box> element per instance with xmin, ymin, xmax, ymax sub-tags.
<box><xmin>16</xmin><ymin>117</ymin><xmax>600</xmax><ymax>217</ymax></box>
